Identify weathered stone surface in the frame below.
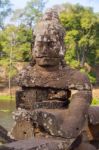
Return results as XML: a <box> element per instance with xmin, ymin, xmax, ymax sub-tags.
<box><xmin>16</xmin><ymin>88</ymin><xmax>70</xmax><ymax>109</ymax></box>
<box><xmin>9</xmin><ymin>8</ymin><xmax>94</xmax><ymax>150</ymax></box>
<box><xmin>33</xmin><ymin>9</ymin><xmax>65</xmax><ymax>60</ymax></box>
<box><xmin>0</xmin><ymin>125</ymin><xmax>14</xmax><ymax>143</ymax></box>
<box><xmin>90</xmin><ymin>141</ymin><xmax>99</xmax><ymax>150</ymax></box>
<box><xmin>17</xmin><ymin>99</ymin><xmax>69</xmax><ymax>109</ymax></box>
<box><xmin>10</xmin><ymin>119</ymin><xmax>34</xmax><ymax>140</ymax></box>
<box><xmin>70</xmin><ymin>136</ymin><xmax>97</xmax><ymax>150</ymax></box>
<box><xmin>0</xmin><ymin>137</ymin><xmax>75</xmax><ymax>150</ymax></box>
<box><xmin>17</xmin><ymin>65</ymin><xmax>91</xmax><ymax>90</ymax></box>
<box><xmin>11</xmin><ymin>90</ymin><xmax>91</xmax><ymax>140</ymax></box>
<box><xmin>88</xmin><ymin>106</ymin><xmax>99</xmax><ymax>125</ymax></box>
<box><xmin>85</xmin><ymin>106</ymin><xmax>99</xmax><ymax>141</ymax></box>
<box><xmin>0</xmin><ymin>137</ymin><xmax>96</xmax><ymax>150</ymax></box>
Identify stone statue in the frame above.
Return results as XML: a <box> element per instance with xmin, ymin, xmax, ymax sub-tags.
<box><xmin>1</xmin><ymin>8</ymin><xmax>98</xmax><ymax>150</ymax></box>
<box><xmin>0</xmin><ymin>125</ymin><xmax>14</xmax><ymax>144</ymax></box>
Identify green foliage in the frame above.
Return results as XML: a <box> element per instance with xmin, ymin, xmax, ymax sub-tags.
<box><xmin>92</xmin><ymin>98</ymin><xmax>99</xmax><ymax>105</ymax></box>
<box><xmin>87</xmin><ymin>72</ymin><xmax>96</xmax><ymax>84</ymax></box>
<box><xmin>9</xmin><ymin>66</ymin><xmax>17</xmax><ymax>78</ymax></box>
<box><xmin>0</xmin><ymin>95</ymin><xmax>15</xmax><ymax>101</ymax></box>
<box><xmin>0</xmin><ymin>2</ymin><xmax>98</xmax><ymax>83</ymax></box>
<box><xmin>80</xmin><ymin>68</ymin><xmax>96</xmax><ymax>84</ymax></box>
<box><xmin>64</xmin><ymin>29</ymin><xmax>80</xmax><ymax>68</ymax></box>
<box><xmin>0</xmin><ymin>25</ymin><xmax>32</xmax><ymax>80</ymax></box>
<box><xmin>12</xmin><ymin>0</ymin><xmax>47</xmax><ymax>28</ymax></box>
<box><xmin>96</xmin><ymin>49</ymin><xmax>99</xmax><ymax>64</ymax></box>
<box><xmin>0</xmin><ymin>0</ymin><xmax>12</xmax><ymax>29</ymax></box>
<box><xmin>0</xmin><ymin>25</ymin><xmax>32</xmax><ymax>61</ymax></box>
<box><xmin>0</xmin><ymin>109</ymin><xmax>11</xmax><ymax>112</ymax></box>
<box><xmin>0</xmin><ymin>0</ymin><xmax>47</xmax><ymax>81</ymax></box>
<box><xmin>80</xmin><ymin>9</ymin><xmax>97</xmax><ymax>30</ymax></box>
<box><xmin>60</xmin><ymin>3</ymin><xmax>98</xmax><ymax>71</ymax></box>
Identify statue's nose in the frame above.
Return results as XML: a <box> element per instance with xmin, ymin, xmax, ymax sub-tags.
<box><xmin>43</xmin><ymin>45</ymin><xmax>48</xmax><ymax>52</ymax></box>
<box><xmin>40</xmin><ymin>45</ymin><xmax>49</xmax><ymax>56</ymax></box>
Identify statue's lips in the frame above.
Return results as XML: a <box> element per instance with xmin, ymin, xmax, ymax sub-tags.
<box><xmin>35</xmin><ymin>57</ymin><xmax>60</xmax><ymax>66</ymax></box>
<box><xmin>36</xmin><ymin>56</ymin><xmax>50</xmax><ymax>58</ymax></box>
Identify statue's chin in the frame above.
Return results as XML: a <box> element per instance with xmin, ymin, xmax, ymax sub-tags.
<box><xmin>36</xmin><ymin>57</ymin><xmax>60</xmax><ymax>67</ymax></box>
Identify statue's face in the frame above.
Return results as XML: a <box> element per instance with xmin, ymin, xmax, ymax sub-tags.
<box><xmin>33</xmin><ymin>35</ymin><xmax>60</xmax><ymax>58</ymax></box>
<box><xmin>33</xmin><ymin>32</ymin><xmax>61</xmax><ymax>66</ymax></box>
<box><xmin>32</xmin><ymin>10</ymin><xmax>65</xmax><ymax>67</ymax></box>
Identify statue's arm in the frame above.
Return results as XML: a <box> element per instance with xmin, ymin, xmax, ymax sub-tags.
<box><xmin>64</xmin><ymin>90</ymin><xmax>92</xmax><ymax>137</ymax></box>
<box><xmin>60</xmin><ymin>72</ymin><xmax>92</xmax><ymax>138</ymax></box>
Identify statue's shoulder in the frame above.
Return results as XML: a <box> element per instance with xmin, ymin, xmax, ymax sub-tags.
<box><xmin>16</xmin><ymin>65</ymin><xmax>91</xmax><ymax>91</ymax></box>
<box><xmin>61</xmin><ymin>66</ymin><xmax>91</xmax><ymax>90</ymax></box>
<box><xmin>16</xmin><ymin>65</ymin><xmax>35</xmax><ymax>85</ymax></box>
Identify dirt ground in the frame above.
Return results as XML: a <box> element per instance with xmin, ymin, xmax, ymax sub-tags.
<box><xmin>0</xmin><ymin>86</ymin><xmax>19</xmax><ymax>96</ymax></box>
<box><xmin>93</xmin><ymin>88</ymin><xmax>99</xmax><ymax>99</ymax></box>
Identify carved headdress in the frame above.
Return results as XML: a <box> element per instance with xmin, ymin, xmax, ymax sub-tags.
<box><xmin>33</xmin><ymin>8</ymin><xmax>66</xmax><ymax>62</ymax></box>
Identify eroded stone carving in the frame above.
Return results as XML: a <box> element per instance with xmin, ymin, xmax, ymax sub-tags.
<box><xmin>0</xmin><ymin>125</ymin><xmax>14</xmax><ymax>144</ymax></box>
<box><xmin>1</xmin><ymin>8</ymin><xmax>98</xmax><ymax>150</ymax></box>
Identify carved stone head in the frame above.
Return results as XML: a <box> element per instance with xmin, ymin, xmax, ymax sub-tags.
<box><xmin>33</xmin><ymin>8</ymin><xmax>65</xmax><ymax>66</ymax></box>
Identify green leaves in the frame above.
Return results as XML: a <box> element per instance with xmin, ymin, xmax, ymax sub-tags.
<box><xmin>1</xmin><ymin>25</ymin><xmax>32</xmax><ymax>61</ymax></box>
<box><xmin>81</xmin><ymin>9</ymin><xmax>97</xmax><ymax>30</ymax></box>
<box><xmin>12</xmin><ymin>0</ymin><xmax>47</xmax><ymax>28</ymax></box>
<box><xmin>60</xmin><ymin>12</ymin><xmax>80</xmax><ymax>30</ymax></box>
<box><xmin>0</xmin><ymin>0</ymin><xmax>12</xmax><ymax>29</ymax></box>
<box><xmin>0</xmin><ymin>24</ymin><xmax>32</xmax><ymax>80</ymax></box>
<box><xmin>78</xmin><ymin>36</ymin><xmax>89</xmax><ymax>48</ymax></box>
<box><xmin>59</xmin><ymin>3</ymin><xmax>99</xmax><ymax>83</ymax></box>
<box><xmin>0</xmin><ymin>0</ymin><xmax>48</xmax><ymax>81</ymax></box>
<box><xmin>60</xmin><ymin>3</ymin><xmax>98</xmax><ymax>67</ymax></box>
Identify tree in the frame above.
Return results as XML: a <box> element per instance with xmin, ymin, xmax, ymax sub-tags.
<box><xmin>0</xmin><ymin>24</ymin><xmax>32</xmax><ymax>83</ymax></box>
<box><xmin>59</xmin><ymin>4</ymin><xmax>98</xmax><ymax>68</ymax></box>
<box><xmin>59</xmin><ymin>3</ymin><xmax>99</xmax><ymax>84</ymax></box>
<box><xmin>0</xmin><ymin>0</ymin><xmax>12</xmax><ymax>29</ymax></box>
<box><xmin>95</xmin><ymin>13</ymin><xmax>99</xmax><ymax>64</ymax></box>
<box><xmin>11</xmin><ymin>0</ymin><xmax>47</xmax><ymax>52</ymax></box>
<box><xmin>12</xmin><ymin>0</ymin><xmax>47</xmax><ymax>28</ymax></box>
<box><xmin>0</xmin><ymin>24</ymin><xmax>32</xmax><ymax>61</ymax></box>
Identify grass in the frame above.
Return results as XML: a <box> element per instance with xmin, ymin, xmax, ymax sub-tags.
<box><xmin>0</xmin><ymin>109</ymin><xmax>11</xmax><ymax>113</ymax></box>
<box><xmin>91</xmin><ymin>98</ymin><xmax>99</xmax><ymax>105</ymax></box>
<box><xmin>0</xmin><ymin>95</ymin><xmax>15</xmax><ymax>101</ymax></box>
<box><xmin>0</xmin><ymin>95</ymin><xmax>15</xmax><ymax>112</ymax></box>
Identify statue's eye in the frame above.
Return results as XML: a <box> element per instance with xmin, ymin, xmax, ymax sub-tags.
<box><xmin>37</xmin><ymin>42</ymin><xmax>43</xmax><ymax>47</ymax></box>
<box><xmin>47</xmin><ymin>41</ymin><xmax>54</xmax><ymax>47</ymax></box>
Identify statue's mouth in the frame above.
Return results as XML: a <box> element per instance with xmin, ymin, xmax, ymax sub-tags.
<box><xmin>36</xmin><ymin>56</ymin><xmax>50</xmax><ymax>58</ymax></box>
<box><xmin>36</xmin><ymin>56</ymin><xmax>60</xmax><ymax>59</ymax></box>
<box><xmin>35</xmin><ymin>57</ymin><xmax>60</xmax><ymax>66</ymax></box>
